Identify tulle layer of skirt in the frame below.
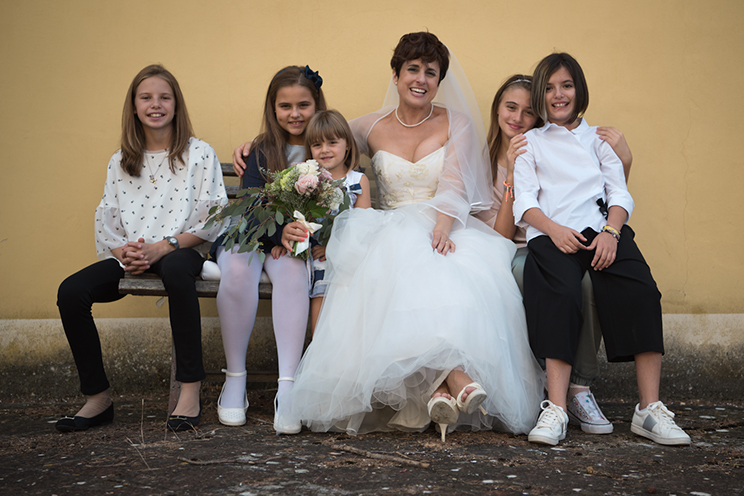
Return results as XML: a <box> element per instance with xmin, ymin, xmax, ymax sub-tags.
<box><xmin>287</xmin><ymin>204</ymin><xmax>545</xmax><ymax>435</ymax></box>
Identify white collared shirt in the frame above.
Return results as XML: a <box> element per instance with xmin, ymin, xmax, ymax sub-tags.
<box><xmin>513</xmin><ymin>119</ymin><xmax>634</xmax><ymax>242</ymax></box>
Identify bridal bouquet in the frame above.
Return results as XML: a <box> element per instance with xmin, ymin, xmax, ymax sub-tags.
<box><xmin>205</xmin><ymin>159</ymin><xmax>351</xmax><ymax>261</ymax></box>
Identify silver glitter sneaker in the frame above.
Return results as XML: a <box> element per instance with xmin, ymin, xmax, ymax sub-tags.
<box><xmin>567</xmin><ymin>391</ymin><xmax>613</xmax><ymax>434</ymax></box>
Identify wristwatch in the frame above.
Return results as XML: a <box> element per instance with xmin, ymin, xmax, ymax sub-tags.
<box><xmin>165</xmin><ymin>236</ymin><xmax>180</xmax><ymax>250</ymax></box>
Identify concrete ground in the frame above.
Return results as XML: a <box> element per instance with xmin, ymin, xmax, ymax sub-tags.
<box><xmin>1</xmin><ymin>384</ymin><xmax>742</xmax><ymax>496</ymax></box>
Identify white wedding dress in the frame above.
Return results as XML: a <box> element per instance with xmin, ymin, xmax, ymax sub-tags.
<box><xmin>287</xmin><ymin>144</ymin><xmax>545</xmax><ymax>436</ymax></box>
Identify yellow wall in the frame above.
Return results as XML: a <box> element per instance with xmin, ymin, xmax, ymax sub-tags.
<box><xmin>1</xmin><ymin>0</ymin><xmax>742</xmax><ymax>318</ymax></box>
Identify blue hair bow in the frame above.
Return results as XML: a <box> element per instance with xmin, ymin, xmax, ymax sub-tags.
<box><xmin>303</xmin><ymin>65</ymin><xmax>323</xmax><ymax>90</ymax></box>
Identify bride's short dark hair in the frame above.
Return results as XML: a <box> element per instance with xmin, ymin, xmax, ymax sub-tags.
<box><xmin>390</xmin><ymin>31</ymin><xmax>449</xmax><ymax>84</ymax></box>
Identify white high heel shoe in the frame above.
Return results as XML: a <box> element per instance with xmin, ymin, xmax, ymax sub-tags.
<box><xmin>456</xmin><ymin>382</ymin><xmax>488</xmax><ymax>415</ymax></box>
<box><xmin>273</xmin><ymin>377</ymin><xmax>301</xmax><ymax>435</ymax></box>
<box><xmin>217</xmin><ymin>369</ymin><xmax>249</xmax><ymax>426</ymax></box>
<box><xmin>427</xmin><ymin>395</ymin><xmax>459</xmax><ymax>442</ymax></box>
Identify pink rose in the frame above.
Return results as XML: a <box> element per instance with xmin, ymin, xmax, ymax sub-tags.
<box><xmin>319</xmin><ymin>168</ymin><xmax>333</xmax><ymax>181</ymax></box>
<box><xmin>295</xmin><ymin>174</ymin><xmax>319</xmax><ymax>195</ymax></box>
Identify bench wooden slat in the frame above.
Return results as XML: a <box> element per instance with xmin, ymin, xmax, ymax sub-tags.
<box><xmin>221</xmin><ymin>162</ymin><xmax>237</xmax><ymax>177</ymax></box>
<box><xmin>225</xmin><ymin>184</ymin><xmax>241</xmax><ymax>198</ymax></box>
<box><xmin>119</xmin><ymin>273</ymin><xmax>272</xmax><ymax>299</ymax></box>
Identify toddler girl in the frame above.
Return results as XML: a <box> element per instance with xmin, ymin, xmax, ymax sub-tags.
<box><xmin>303</xmin><ymin>110</ymin><xmax>371</xmax><ymax>332</ymax></box>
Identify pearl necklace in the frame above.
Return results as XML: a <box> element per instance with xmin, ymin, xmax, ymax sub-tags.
<box><xmin>144</xmin><ymin>150</ymin><xmax>168</xmax><ymax>184</ymax></box>
<box><xmin>395</xmin><ymin>104</ymin><xmax>434</xmax><ymax>128</ymax></box>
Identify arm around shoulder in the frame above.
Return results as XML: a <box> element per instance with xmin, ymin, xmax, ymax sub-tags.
<box><xmin>596</xmin><ymin>126</ymin><xmax>632</xmax><ymax>181</ymax></box>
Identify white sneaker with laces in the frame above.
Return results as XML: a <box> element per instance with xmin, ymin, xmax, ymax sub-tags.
<box><xmin>567</xmin><ymin>391</ymin><xmax>613</xmax><ymax>434</ymax></box>
<box><xmin>631</xmin><ymin>401</ymin><xmax>691</xmax><ymax>446</ymax></box>
<box><xmin>528</xmin><ymin>400</ymin><xmax>569</xmax><ymax>446</ymax></box>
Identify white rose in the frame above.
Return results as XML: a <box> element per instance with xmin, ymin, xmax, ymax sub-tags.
<box><xmin>328</xmin><ymin>188</ymin><xmax>344</xmax><ymax>211</ymax></box>
<box><xmin>296</xmin><ymin>159</ymin><xmax>319</xmax><ymax>175</ymax></box>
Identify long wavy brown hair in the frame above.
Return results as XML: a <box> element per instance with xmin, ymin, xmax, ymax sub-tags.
<box><xmin>252</xmin><ymin>66</ymin><xmax>327</xmax><ymax>177</ymax></box>
<box><xmin>120</xmin><ymin>64</ymin><xmax>194</xmax><ymax>176</ymax></box>
<box><xmin>487</xmin><ymin>75</ymin><xmax>543</xmax><ymax>179</ymax></box>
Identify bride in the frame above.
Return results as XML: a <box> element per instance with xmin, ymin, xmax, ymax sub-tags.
<box><xmin>284</xmin><ymin>32</ymin><xmax>545</xmax><ymax>440</ymax></box>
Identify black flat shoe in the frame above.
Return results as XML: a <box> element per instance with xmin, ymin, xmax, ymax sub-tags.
<box><xmin>167</xmin><ymin>405</ymin><xmax>201</xmax><ymax>432</ymax></box>
<box><xmin>55</xmin><ymin>403</ymin><xmax>114</xmax><ymax>433</ymax></box>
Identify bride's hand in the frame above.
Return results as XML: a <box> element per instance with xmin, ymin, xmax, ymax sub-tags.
<box><xmin>431</xmin><ymin>229</ymin><xmax>456</xmax><ymax>255</ymax></box>
<box><xmin>431</xmin><ymin>213</ymin><xmax>456</xmax><ymax>255</ymax></box>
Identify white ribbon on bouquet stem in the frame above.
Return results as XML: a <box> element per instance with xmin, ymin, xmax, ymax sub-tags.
<box><xmin>292</xmin><ymin>210</ymin><xmax>322</xmax><ymax>256</ymax></box>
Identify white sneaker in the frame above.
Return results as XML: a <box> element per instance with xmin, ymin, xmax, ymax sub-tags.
<box><xmin>631</xmin><ymin>401</ymin><xmax>691</xmax><ymax>446</ymax></box>
<box><xmin>528</xmin><ymin>400</ymin><xmax>568</xmax><ymax>445</ymax></box>
<box><xmin>567</xmin><ymin>391</ymin><xmax>613</xmax><ymax>434</ymax></box>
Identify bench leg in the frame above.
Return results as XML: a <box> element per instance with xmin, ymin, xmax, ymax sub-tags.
<box><xmin>168</xmin><ymin>343</ymin><xmax>180</xmax><ymax>415</ymax></box>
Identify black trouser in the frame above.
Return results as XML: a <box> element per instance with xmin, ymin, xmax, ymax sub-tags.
<box><xmin>524</xmin><ymin>225</ymin><xmax>664</xmax><ymax>364</ymax></box>
<box><xmin>57</xmin><ymin>249</ymin><xmax>206</xmax><ymax>395</ymax></box>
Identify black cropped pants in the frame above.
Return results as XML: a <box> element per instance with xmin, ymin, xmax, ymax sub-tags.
<box><xmin>524</xmin><ymin>226</ymin><xmax>664</xmax><ymax>364</ymax></box>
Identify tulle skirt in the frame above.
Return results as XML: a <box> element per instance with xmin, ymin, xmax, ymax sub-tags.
<box><xmin>287</xmin><ymin>204</ymin><xmax>545</xmax><ymax>435</ymax></box>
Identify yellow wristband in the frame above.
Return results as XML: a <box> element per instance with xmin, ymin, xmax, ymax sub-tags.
<box><xmin>601</xmin><ymin>225</ymin><xmax>620</xmax><ymax>241</ymax></box>
<box><xmin>602</xmin><ymin>225</ymin><xmax>620</xmax><ymax>236</ymax></box>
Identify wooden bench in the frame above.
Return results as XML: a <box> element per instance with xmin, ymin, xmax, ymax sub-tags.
<box><xmin>117</xmin><ymin>163</ymin><xmax>273</xmax><ymax>412</ymax></box>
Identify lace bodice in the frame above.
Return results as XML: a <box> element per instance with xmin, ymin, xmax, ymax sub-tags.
<box><xmin>371</xmin><ymin>148</ymin><xmax>445</xmax><ymax>210</ymax></box>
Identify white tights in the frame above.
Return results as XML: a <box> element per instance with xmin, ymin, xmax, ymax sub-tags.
<box><xmin>216</xmin><ymin>247</ymin><xmax>309</xmax><ymax>409</ymax></box>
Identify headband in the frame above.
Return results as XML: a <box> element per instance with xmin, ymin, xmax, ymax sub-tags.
<box><xmin>507</xmin><ymin>78</ymin><xmax>531</xmax><ymax>86</ymax></box>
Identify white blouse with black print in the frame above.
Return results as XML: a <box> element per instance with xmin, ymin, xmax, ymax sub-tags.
<box><xmin>94</xmin><ymin>137</ymin><xmax>227</xmax><ymax>263</ymax></box>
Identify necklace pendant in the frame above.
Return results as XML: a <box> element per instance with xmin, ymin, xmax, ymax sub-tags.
<box><xmin>149</xmin><ymin>175</ymin><xmax>157</xmax><ymax>184</ymax></box>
